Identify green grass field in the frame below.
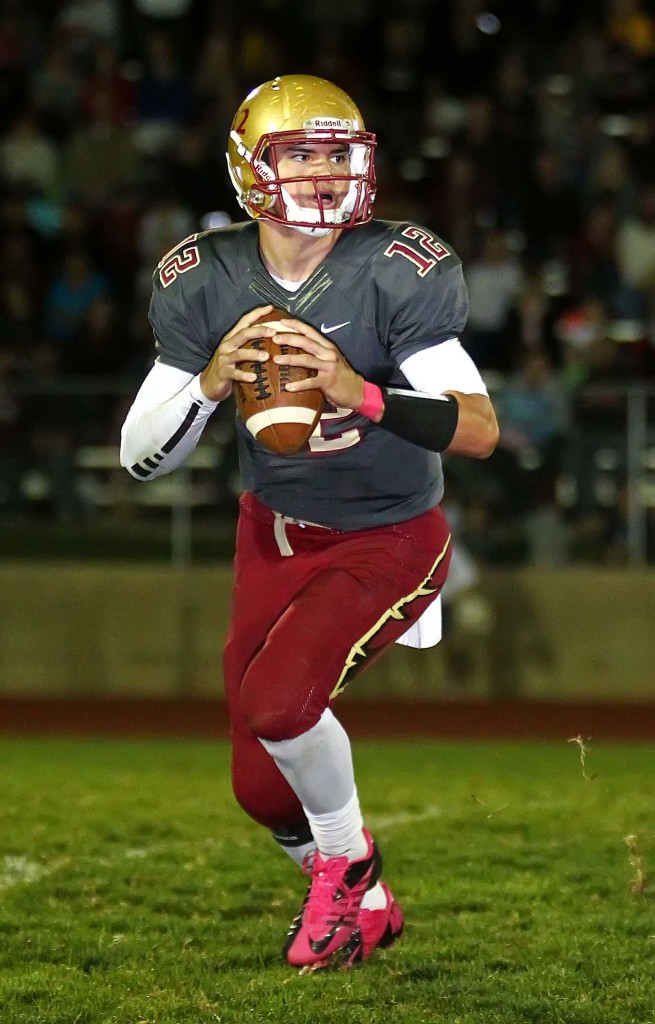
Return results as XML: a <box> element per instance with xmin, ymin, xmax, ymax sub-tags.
<box><xmin>0</xmin><ymin>737</ymin><xmax>652</xmax><ymax>1024</ymax></box>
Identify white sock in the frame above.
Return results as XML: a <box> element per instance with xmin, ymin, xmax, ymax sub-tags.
<box><xmin>260</xmin><ymin>709</ymin><xmax>355</xmax><ymax>813</ymax></box>
<box><xmin>360</xmin><ymin>883</ymin><xmax>388</xmax><ymax>911</ymax></box>
<box><xmin>304</xmin><ymin>790</ymin><xmax>368</xmax><ymax>860</ymax></box>
<box><xmin>260</xmin><ymin>709</ymin><xmax>367</xmax><ymax>860</ymax></box>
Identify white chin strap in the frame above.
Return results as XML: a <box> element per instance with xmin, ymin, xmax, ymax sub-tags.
<box><xmin>280</xmin><ymin>183</ymin><xmax>358</xmax><ymax>235</ymax></box>
<box><xmin>289</xmin><ymin>224</ymin><xmax>336</xmax><ymax>237</ymax></box>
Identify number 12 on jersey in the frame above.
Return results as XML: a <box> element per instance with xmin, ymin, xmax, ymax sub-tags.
<box><xmin>384</xmin><ymin>226</ymin><xmax>450</xmax><ymax>278</ymax></box>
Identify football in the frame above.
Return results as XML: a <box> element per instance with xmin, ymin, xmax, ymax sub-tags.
<box><xmin>233</xmin><ymin>307</ymin><xmax>324</xmax><ymax>455</ymax></box>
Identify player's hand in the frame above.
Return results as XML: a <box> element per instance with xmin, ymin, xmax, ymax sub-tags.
<box><xmin>272</xmin><ymin>319</ymin><xmax>365</xmax><ymax>411</ymax></box>
<box><xmin>199</xmin><ymin>306</ymin><xmax>275</xmax><ymax>402</ymax></box>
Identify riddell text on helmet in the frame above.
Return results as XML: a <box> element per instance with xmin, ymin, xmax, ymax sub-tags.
<box><xmin>303</xmin><ymin>118</ymin><xmax>353</xmax><ymax>131</ymax></box>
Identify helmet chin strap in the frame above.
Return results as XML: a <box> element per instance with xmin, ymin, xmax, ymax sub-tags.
<box><xmin>288</xmin><ymin>224</ymin><xmax>336</xmax><ymax>237</ymax></box>
<box><xmin>280</xmin><ymin>185</ymin><xmax>350</xmax><ymax>233</ymax></box>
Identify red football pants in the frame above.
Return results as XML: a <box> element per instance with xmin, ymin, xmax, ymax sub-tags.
<box><xmin>223</xmin><ymin>492</ymin><xmax>452</xmax><ymax>829</ymax></box>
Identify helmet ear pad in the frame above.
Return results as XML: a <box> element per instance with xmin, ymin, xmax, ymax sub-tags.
<box><xmin>225</xmin><ymin>75</ymin><xmax>377</xmax><ymax>230</ymax></box>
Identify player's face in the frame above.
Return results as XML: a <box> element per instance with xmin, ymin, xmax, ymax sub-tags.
<box><xmin>273</xmin><ymin>142</ymin><xmax>351</xmax><ymax>211</ymax></box>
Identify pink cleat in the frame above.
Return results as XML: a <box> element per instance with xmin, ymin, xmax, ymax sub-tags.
<box><xmin>342</xmin><ymin>882</ymin><xmax>404</xmax><ymax>965</ymax></box>
<box><xmin>284</xmin><ymin>829</ymin><xmax>382</xmax><ymax>969</ymax></box>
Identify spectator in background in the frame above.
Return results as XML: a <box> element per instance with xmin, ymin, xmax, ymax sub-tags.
<box><xmin>94</xmin><ymin>184</ymin><xmax>142</xmax><ymax>305</ymax></box>
<box><xmin>194</xmin><ymin>30</ymin><xmax>238</xmax><ymax>116</ymax></box>
<box><xmin>0</xmin><ymin>190</ymin><xmax>50</xmax><ymax>272</ymax></box>
<box><xmin>428</xmin><ymin>150</ymin><xmax>481</xmax><ymax>262</ymax></box>
<box><xmin>421</xmin><ymin>74</ymin><xmax>468</xmax><ymax>145</ymax></box>
<box><xmin>55</xmin><ymin>0</ymin><xmax>121</xmax><ymax>65</ymax></box>
<box><xmin>167</xmin><ymin>124</ymin><xmax>232</xmax><ymax>221</ymax></box>
<box><xmin>66</xmin><ymin>296</ymin><xmax>129</xmax><ymax>444</ymax></box>
<box><xmin>571</xmin><ymin>348</ymin><xmax>631</xmax><ymax>523</ymax></box>
<box><xmin>492</xmin><ymin>52</ymin><xmax>535</xmax><ymax>226</ymax></box>
<box><xmin>493</xmin><ymin>350</ymin><xmax>569</xmax><ymax>561</ymax></box>
<box><xmin>493</xmin><ymin>51</ymin><xmax>534</xmax><ymax>144</ymax></box>
<box><xmin>80</xmin><ymin>41</ymin><xmax>136</xmax><ymax>127</ymax></box>
<box><xmin>43</xmin><ymin>248</ymin><xmax>109</xmax><ymax>344</ymax></box>
<box><xmin>569</xmin><ymin>327</ymin><xmax>630</xmax><ymax>405</ymax></box>
<box><xmin>61</xmin><ymin>93</ymin><xmax>140</xmax><ymax>205</ymax></box>
<box><xmin>31</xmin><ymin>42</ymin><xmax>81</xmax><ymax>143</ymax></box>
<box><xmin>56</xmin><ymin>200</ymin><xmax>98</xmax><ymax>263</ymax></box>
<box><xmin>135</xmin><ymin>184</ymin><xmax>195</xmax><ymax>300</ymax></box>
<box><xmin>506</xmin><ymin>269</ymin><xmax>563</xmax><ymax>368</ymax></box>
<box><xmin>1</xmin><ymin>113</ymin><xmax>59</xmax><ymax>195</ymax></box>
<box><xmin>371</xmin><ymin>156</ymin><xmax>425</xmax><ymax>224</ymax></box>
<box><xmin>584</xmin><ymin>139</ymin><xmax>635</xmax><ymax>217</ymax></box>
<box><xmin>569</xmin><ymin>200</ymin><xmax>623</xmax><ymax>309</ymax></box>
<box><xmin>0</xmin><ymin>6</ymin><xmax>35</xmax><ymax>127</ymax></box>
<box><xmin>522</xmin><ymin>145</ymin><xmax>582</xmax><ymax>265</ymax></box>
<box><xmin>559</xmin><ymin>299</ymin><xmax>630</xmax><ymax>516</ymax></box>
<box><xmin>624</xmin><ymin>113</ymin><xmax>655</xmax><ymax>187</ymax></box>
<box><xmin>1</xmin><ymin>275</ymin><xmax>36</xmax><ymax>357</ymax></box>
<box><xmin>133</xmin><ymin>30</ymin><xmax>194</xmax><ymax>156</ymax></box>
<box><xmin>463</xmin><ymin>229</ymin><xmax>523</xmax><ymax>372</ymax></box>
<box><xmin>374</xmin><ymin>14</ymin><xmax>426</xmax><ymax>158</ymax></box>
<box><xmin>454</xmin><ymin>94</ymin><xmax>505</xmax><ymax>224</ymax></box>
<box><xmin>135</xmin><ymin>0</ymin><xmax>193</xmax><ymax>20</ymax></box>
<box><xmin>556</xmin><ymin>297</ymin><xmax>613</xmax><ymax>388</ymax></box>
<box><xmin>616</xmin><ymin>182</ymin><xmax>655</xmax><ymax>319</ymax></box>
<box><xmin>496</xmin><ymin>351</ymin><xmax>567</xmax><ymax>466</ymax></box>
<box><xmin>66</xmin><ymin>296</ymin><xmax>127</xmax><ymax>378</ymax></box>
<box><xmin>2</xmin><ymin>231</ymin><xmax>41</xmax><ymax>355</ymax></box>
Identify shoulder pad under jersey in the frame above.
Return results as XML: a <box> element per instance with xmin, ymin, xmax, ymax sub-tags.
<box><xmin>152</xmin><ymin>224</ymin><xmax>251</xmax><ymax>293</ymax></box>
<box><xmin>148</xmin><ymin>223</ymin><xmax>253</xmax><ymax>374</ymax></box>
<box><xmin>371</xmin><ymin>221</ymin><xmax>469</xmax><ymax>362</ymax></box>
<box><xmin>373</xmin><ymin>220</ymin><xmax>461</xmax><ymax>286</ymax></box>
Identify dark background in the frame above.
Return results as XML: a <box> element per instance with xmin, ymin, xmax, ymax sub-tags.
<box><xmin>2</xmin><ymin>0</ymin><xmax>655</xmax><ymax>567</ymax></box>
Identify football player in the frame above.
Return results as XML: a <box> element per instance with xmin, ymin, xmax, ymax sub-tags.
<box><xmin>120</xmin><ymin>75</ymin><xmax>499</xmax><ymax>971</ymax></box>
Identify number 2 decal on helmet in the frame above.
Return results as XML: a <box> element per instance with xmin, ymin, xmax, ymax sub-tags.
<box><xmin>236</xmin><ymin>107</ymin><xmax>249</xmax><ymax>135</ymax></box>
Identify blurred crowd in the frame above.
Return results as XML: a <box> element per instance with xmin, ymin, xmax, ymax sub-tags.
<box><xmin>1</xmin><ymin>0</ymin><xmax>655</xmax><ymax>562</ymax></box>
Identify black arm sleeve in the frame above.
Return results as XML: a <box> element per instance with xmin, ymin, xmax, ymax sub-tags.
<box><xmin>378</xmin><ymin>388</ymin><xmax>459</xmax><ymax>452</ymax></box>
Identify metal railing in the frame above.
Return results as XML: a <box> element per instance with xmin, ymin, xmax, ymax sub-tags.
<box><xmin>565</xmin><ymin>383</ymin><xmax>654</xmax><ymax>564</ymax></box>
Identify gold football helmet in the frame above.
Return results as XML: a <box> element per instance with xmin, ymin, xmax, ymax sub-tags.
<box><xmin>226</xmin><ymin>75</ymin><xmax>377</xmax><ymax>234</ymax></box>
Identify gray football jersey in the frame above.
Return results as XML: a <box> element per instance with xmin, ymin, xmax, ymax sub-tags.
<box><xmin>149</xmin><ymin>219</ymin><xmax>468</xmax><ymax>529</ymax></box>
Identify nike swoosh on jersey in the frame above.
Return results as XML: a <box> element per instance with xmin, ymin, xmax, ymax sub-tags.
<box><xmin>320</xmin><ymin>321</ymin><xmax>351</xmax><ymax>334</ymax></box>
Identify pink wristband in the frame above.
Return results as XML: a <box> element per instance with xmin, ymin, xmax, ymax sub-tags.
<box><xmin>357</xmin><ymin>381</ymin><xmax>385</xmax><ymax>421</ymax></box>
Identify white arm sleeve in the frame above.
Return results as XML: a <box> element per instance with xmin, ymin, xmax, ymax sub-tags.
<box><xmin>399</xmin><ymin>339</ymin><xmax>489</xmax><ymax>396</ymax></box>
<box><xmin>120</xmin><ymin>361</ymin><xmax>220</xmax><ymax>481</ymax></box>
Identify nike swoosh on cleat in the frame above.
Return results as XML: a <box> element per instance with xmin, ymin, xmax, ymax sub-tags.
<box><xmin>320</xmin><ymin>322</ymin><xmax>351</xmax><ymax>334</ymax></box>
<box><xmin>310</xmin><ymin>924</ymin><xmax>342</xmax><ymax>955</ymax></box>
